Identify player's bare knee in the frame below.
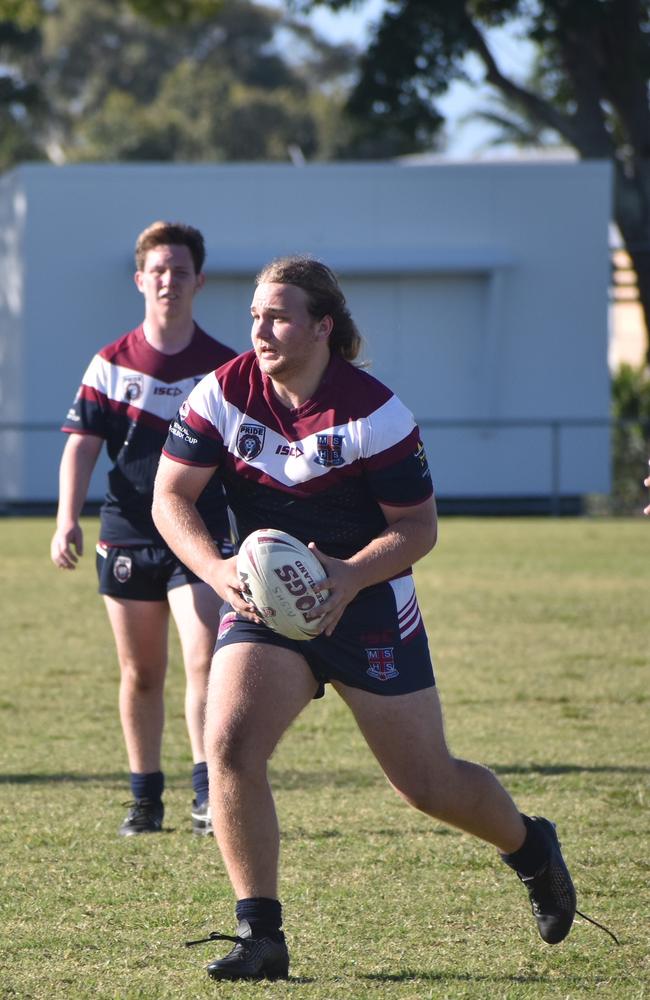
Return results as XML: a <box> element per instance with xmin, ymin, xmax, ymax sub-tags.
<box><xmin>393</xmin><ymin>783</ymin><xmax>445</xmax><ymax>815</ymax></box>
<box><xmin>120</xmin><ymin>661</ymin><xmax>164</xmax><ymax>693</ymax></box>
<box><xmin>183</xmin><ymin>656</ymin><xmax>210</xmax><ymax>686</ymax></box>
<box><xmin>207</xmin><ymin>719</ymin><xmax>266</xmax><ymax>778</ymax></box>
<box><xmin>389</xmin><ymin>752</ymin><xmax>461</xmax><ymax>814</ymax></box>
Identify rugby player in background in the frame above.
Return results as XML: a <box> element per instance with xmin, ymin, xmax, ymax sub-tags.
<box><xmin>51</xmin><ymin>221</ymin><xmax>237</xmax><ymax>837</ymax></box>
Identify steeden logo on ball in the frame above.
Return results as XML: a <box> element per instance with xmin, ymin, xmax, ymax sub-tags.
<box><xmin>237</xmin><ymin>529</ymin><xmax>330</xmax><ymax>641</ymax></box>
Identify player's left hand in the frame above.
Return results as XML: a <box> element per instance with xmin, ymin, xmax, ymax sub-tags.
<box><xmin>644</xmin><ymin>473</ymin><xmax>650</xmax><ymax>516</ymax></box>
<box><xmin>306</xmin><ymin>543</ymin><xmax>365</xmax><ymax>637</ymax></box>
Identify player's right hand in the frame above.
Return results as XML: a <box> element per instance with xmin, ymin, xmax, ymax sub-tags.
<box><xmin>50</xmin><ymin>523</ymin><xmax>83</xmax><ymax>569</ymax></box>
<box><xmin>210</xmin><ymin>555</ymin><xmax>263</xmax><ymax>623</ymax></box>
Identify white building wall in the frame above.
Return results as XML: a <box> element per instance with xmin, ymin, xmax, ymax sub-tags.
<box><xmin>0</xmin><ymin>161</ymin><xmax>612</xmax><ymax>506</ymax></box>
<box><xmin>0</xmin><ymin>170</ymin><xmax>28</xmax><ymax>501</ymax></box>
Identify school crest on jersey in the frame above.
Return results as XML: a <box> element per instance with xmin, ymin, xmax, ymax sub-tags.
<box><xmin>123</xmin><ymin>374</ymin><xmax>144</xmax><ymax>402</ymax></box>
<box><xmin>365</xmin><ymin>646</ymin><xmax>399</xmax><ymax>682</ymax></box>
<box><xmin>237</xmin><ymin>423</ymin><xmax>266</xmax><ymax>461</ymax></box>
<box><xmin>314</xmin><ymin>433</ymin><xmax>344</xmax><ymax>467</ymax></box>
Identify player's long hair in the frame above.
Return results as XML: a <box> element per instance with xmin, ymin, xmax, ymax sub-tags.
<box><xmin>256</xmin><ymin>255</ymin><xmax>363</xmax><ymax>363</ymax></box>
<box><xmin>135</xmin><ymin>221</ymin><xmax>206</xmax><ymax>275</ymax></box>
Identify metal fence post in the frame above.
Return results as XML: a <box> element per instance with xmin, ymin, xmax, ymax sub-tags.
<box><xmin>550</xmin><ymin>421</ymin><xmax>561</xmax><ymax>516</ymax></box>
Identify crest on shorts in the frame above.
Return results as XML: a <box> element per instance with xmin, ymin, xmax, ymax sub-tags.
<box><xmin>365</xmin><ymin>646</ymin><xmax>399</xmax><ymax>682</ymax></box>
<box><xmin>237</xmin><ymin>423</ymin><xmax>265</xmax><ymax>460</ymax></box>
<box><xmin>113</xmin><ymin>555</ymin><xmax>132</xmax><ymax>583</ymax></box>
<box><xmin>314</xmin><ymin>433</ymin><xmax>344</xmax><ymax>467</ymax></box>
<box><xmin>123</xmin><ymin>374</ymin><xmax>144</xmax><ymax>402</ymax></box>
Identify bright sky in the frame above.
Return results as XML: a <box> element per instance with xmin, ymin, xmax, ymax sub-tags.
<box><xmin>274</xmin><ymin>0</ymin><xmax>536</xmax><ymax>157</ymax></box>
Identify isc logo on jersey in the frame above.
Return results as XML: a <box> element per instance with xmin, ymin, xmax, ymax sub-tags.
<box><xmin>275</xmin><ymin>444</ymin><xmax>304</xmax><ymax>457</ymax></box>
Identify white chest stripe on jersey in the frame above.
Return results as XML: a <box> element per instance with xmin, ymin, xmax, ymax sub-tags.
<box><xmin>191</xmin><ymin>379</ymin><xmax>417</xmax><ymax>489</ymax></box>
<box><xmin>229</xmin><ymin>418</ymin><xmax>343</xmax><ymax>487</ymax></box>
<box><xmin>83</xmin><ymin>355</ymin><xmax>206</xmax><ymax>423</ymax></box>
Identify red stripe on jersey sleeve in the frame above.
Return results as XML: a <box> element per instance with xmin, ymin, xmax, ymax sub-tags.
<box><xmin>160</xmin><ymin>449</ymin><xmax>217</xmax><ymax>469</ymax></box>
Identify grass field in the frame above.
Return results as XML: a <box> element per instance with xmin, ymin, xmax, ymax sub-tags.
<box><xmin>0</xmin><ymin>516</ymin><xmax>648</xmax><ymax>999</ymax></box>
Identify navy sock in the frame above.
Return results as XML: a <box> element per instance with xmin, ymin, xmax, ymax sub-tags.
<box><xmin>235</xmin><ymin>897</ymin><xmax>283</xmax><ymax>940</ymax></box>
<box><xmin>501</xmin><ymin>814</ymin><xmax>550</xmax><ymax>877</ymax></box>
<box><xmin>130</xmin><ymin>770</ymin><xmax>164</xmax><ymax>803</ymax></box>
<box><xmin>192</xmin><ymin>761</ymin><xmax>209</xmax><ymax>806</ymax></box>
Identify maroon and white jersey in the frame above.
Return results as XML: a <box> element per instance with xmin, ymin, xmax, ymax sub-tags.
<box><xmin>163</xmin><ymin>350</ymin><xmax>433</xmax><ymax>567</ymax></box>
<box><xmin>62</xmin><ymin>323</ymin><xmax>237</xmax><ymax>545</ymax></box>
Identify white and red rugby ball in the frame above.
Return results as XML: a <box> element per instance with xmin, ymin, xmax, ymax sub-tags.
<box><xmin>236</xmin><ymin>529</ymin><xmax>329</xmax><ymax>641</ymax></box>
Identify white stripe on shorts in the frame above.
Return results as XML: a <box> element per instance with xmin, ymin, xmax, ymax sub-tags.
<box><xmin>389</xmin><ymin>576</ymin><xmax>422</xmax><ymax>641</ymax></box>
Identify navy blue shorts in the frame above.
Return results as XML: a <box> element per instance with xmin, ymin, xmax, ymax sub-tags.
<box><xmin>96</xmin><ymin>540</ymin><xmax>235</xmax><ymax>601</ymax></box>
<box><xmin>216</xmin><ymin>575</ymin><xmax>436</xmax><ymax>697</ymax></box>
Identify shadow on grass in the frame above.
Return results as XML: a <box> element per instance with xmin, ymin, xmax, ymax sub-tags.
<box><xmin>0</xmin><ymin>768</ymin><xmax>387</xmax><ymax>789</ymax></box>
<box><xmin>1</xmin><ymin>761</ymin><xmax>649</xmax><ymax>788</ymax></box>
<box><xmin>270</xmin><ymin>762</ymin><xmax>650</xmax><ymax>789</ymax></box>
<box><xmin>490</xmin><ymin>762</ymin><xmax>650</xmax><ymax>777</ymax></box>
<box><xmin>0</xmin><ymin>772</ymin><xmax>127</xmax><ymax>785</ymax></box>
<box><xmin>362</xmin><ymin>971</ymin><xmax>584</xmax><ymax>986</ymax></box>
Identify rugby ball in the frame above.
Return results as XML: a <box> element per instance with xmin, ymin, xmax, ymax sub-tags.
<box><xmin>236</xmin><ymin>529</ymin><xmax>329</xmax><ymax>641</ymax></box>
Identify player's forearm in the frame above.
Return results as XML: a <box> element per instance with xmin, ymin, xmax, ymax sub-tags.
<box><xmin>56</xmin><ymin>437</ymin><xmax>100</xmax><ymax>527</ymax></box>
<box><xmin>345</xmin><ymin>514</ymin><xmax>436</xmax><ymax>591</ymax></box>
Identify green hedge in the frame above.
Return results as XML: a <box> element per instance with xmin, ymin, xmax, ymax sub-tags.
<box><xmin>611</xmin><ymin>363</ymin><xmax>650</xmax><ymax>513</ymax></box>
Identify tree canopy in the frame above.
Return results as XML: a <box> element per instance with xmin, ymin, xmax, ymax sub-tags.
<box><xmin>0</xmin><ymin>0</ymin><xmax>224</xmax><ymax>27</ymax></box>
<box><xmin>295</xmin><ymin>0</ymin><xmax>650</xmax><ymax>362</ymax></box>
<box><xmin>0</xmin><ymin>0</ymin><xmax>357</xmax><ymax>166</ymax></box>
<box><xmin>3</xmin><ymin>0</ymin><xmax>649</xmax><ymax>356</ymax></box>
